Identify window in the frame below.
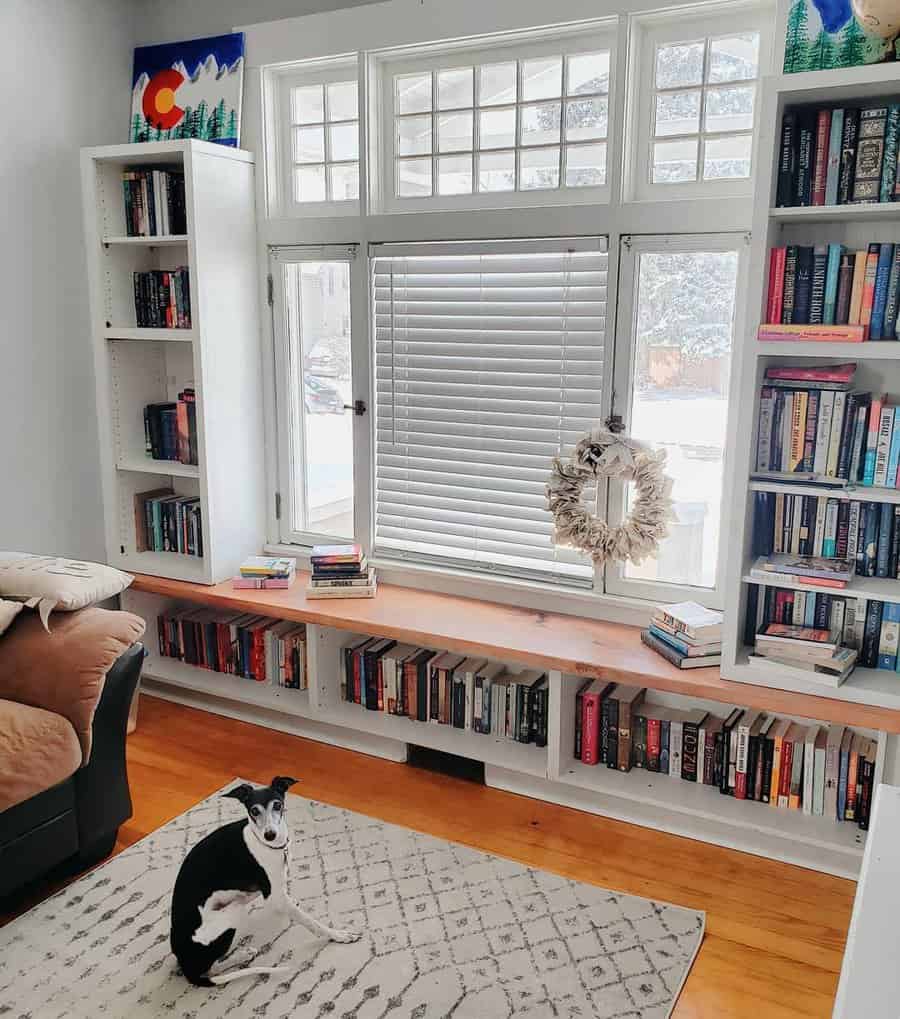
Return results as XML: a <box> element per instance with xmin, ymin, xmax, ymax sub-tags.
<box><xmin>371</xmin><ymin>238</ymin><xmax>607</xmax><ymax>585</ymax></box>
<box><xmin>378</xmin><ymin>27</ymin><xmax>614</xmax><ymax>210</ymax></box>
<box><xmin>606</xmin><ymin>235</ymin><xmax>745</xmax><ymax>607</ymax></box>
<box><xmin>630</xmin><ymin>8</ymin><xmax>767</xmax><ymax>200</ymax></box>
<box><xmin>270</xmin><ymin>246</ymin><xmax>366</xmax><ymax>544</ymax></box>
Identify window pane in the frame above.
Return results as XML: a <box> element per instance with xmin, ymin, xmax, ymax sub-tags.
<box><xmin>479</xmin><ymin>108</ymin><xmax>516</xmax><ymax>149</ymax></box>
<box><xmin>654</xmin><ymin>91</ymin><xmax>701</xmax><ymax>138</ymax></box>
<box><xmin>286</xmin><ymin>261</ymin><xmax>354</xmax><ymax>539</ymax></box>
<box><xmin>522</xmin><ymin>57</ymin><xmax>562</xmax><ymax>101</ymax></box>
<box><xmin>478</xmin><ymin>62</ymin><xmax>517</xmax><ymax>106</ymax></box>
<box><xmin>623</xmin><ymin>249</ymin><xmax>739</xmax><ymax>589</ymax></box>
<box><xmin>327</xmin><ymin>80</ymin><xmax>358</xmax><ymax>121</ymax></box>
<box><xmin>703</xmin><ymin>133</ymin><xmax>752</xmax><ymax>179</ymax></box>
<box><xmin>708</xmin><ymin>33</ymin><xmax>760</xmax><ymax>83</ymax></box>
<box><xmin>396</xmin><ymin>72</ymin><xmax>432</xmax><ymax>114</ymax></box>
<box><xmin>437</xmin><ymin>154</ymin><xmax>473</xmax><ymax>195</ymax></box>
<box><xmin>652</xmin><ymin>138</ymin><xmax>698</xmax><ymax>183</ymax></box>
<box><xmin>567</xmin><ymin>51</ymin><xmax>610</xmax><ymax>96</ymax></box>
<box><xmin>293</xmin><ymin>165</ymin><xmax>326</xmax><ymax>202</ymax></box>
<box><xmin>704</xmin><ymin>85</ymin><xmax>755</xmax><ymax>134</ymax></box>
<box><xmin>566</xmin><ymin>142</ymin><xmax>606</xmax><ymax>187</ymax></box>
<box><xmin>397</xmin><ymin>157</ymin><xmax>432</xmax><ymax>197</ymax></box>
<box><xmin>397</xmin><ymin>114</ymin><xmax>432</xmax><ymax>156</ymax></box>
<box><xmin>520</xmin><ymin>147</ymin><xmax>560</xmax><ymax>189</ymax></box>
<box><xmin>438</xmin><ymin>110</ymin><xmax>473</xmax><ymax>153</ymax></box>
<box><xmin>565</xmin><ymin>97</ymin><xmax>607</xmax><ymax>141</ymax></box>
<box><xmin>655</xmin><ymin>41</ymin><xmax>704</xmax><ymax>88</ymax></box>
<box><xmin>521</xmin><ymin>102</ymin><xmax>561</xmax><ymax>146</ymax></box>
<box><xmin>329</xmin><ymin>163</ymin><xmax>359</xmax><ymax>201</ymax></box>
<box><xmin>291</xmin><ymin>84</ymin><xmax>324</xmax><ymax>124</ymax></box>
<box><xmin>478</xmin><ymin>150</ymin><xmax>516</xmax><ymax>192</ymax></box>
<box><xmin>293</xmin><ymin>125</ymin><xmax>325</xmax><ymax>163</ymax></box>
<box><xmin>438</xmin><ymin>67</ymin><xmax>474</xmax><ymax>110</ymax></box>
<box><xmin>329</xmin><ymin>121</ymin><xmax>359</xmax><ymax>161</ymax></box>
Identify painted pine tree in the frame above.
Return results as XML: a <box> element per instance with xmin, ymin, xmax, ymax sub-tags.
<box><xmin>131</xmin><ymin>113</ymin><xmax>141</xmax><ymax>143</ymax></box>
<box><xmin>226</xmin><ymin>109</ymin><xmax>237</xmax><ymax>140</ymax></box>
<box><xmin>837</xmin><ymin>17</ymin><xmax>868</xmax><ymax>68</ymax></box>
<box><xmin>783</xmin><ymin>0</ymin><xmax>811</xmax><ymax>72</ymax></box>
<box><xmin>195</xmin><ymin>100</ymin><xmax>208</xmax><ymax>140</ymax></box>
<box><xmin>810</xmin><ymin>28</ymin><xmax>839</xmax><ymax>70</ymax></box>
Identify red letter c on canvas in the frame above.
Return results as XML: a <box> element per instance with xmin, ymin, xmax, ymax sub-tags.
<box><xmin>143</xmin><ymin>68</ymin><xmax>185</xmax><ymax>130</ymax></box>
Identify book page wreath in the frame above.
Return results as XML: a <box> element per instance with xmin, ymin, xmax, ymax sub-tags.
<box><xmin>547</xmin><ymin>426</ymin><xmax>675</xmax><ymax>566</ymax></box>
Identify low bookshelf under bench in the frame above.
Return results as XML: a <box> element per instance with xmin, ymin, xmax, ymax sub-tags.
<box><xmin>124</xmin><ymin>572</ymin><xmax>900</xmax><ymax>879</ymax></box>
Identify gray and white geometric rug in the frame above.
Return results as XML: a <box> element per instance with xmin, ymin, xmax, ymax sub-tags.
<box><xmin>0</xmin><ymin>782</ymin><xmax>704</xmax><ymax>1018</ymax></box>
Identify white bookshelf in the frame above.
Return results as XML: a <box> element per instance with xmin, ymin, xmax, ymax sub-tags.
<box><xmin>722</xmin><ymin>64</ymin><xmax>900</xmax><ymax>715</ymax></box>
<box><xmin>81</xmin><ymin>140</ymin><xmax>265</xmax><ymax>584</ymax></box>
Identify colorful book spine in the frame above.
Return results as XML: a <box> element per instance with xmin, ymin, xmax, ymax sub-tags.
<box><xmin>812</xmin><ymin>109</ymin><xmax>831</xmax><ymax>206</ymax></box>
<box><xmin>766</xmin><ymin>247</ymin><xmax>786</xmax><ymax>323</ymax></box>
<box><xmin>825</xmin><ymin>108</ymin><xmax>844</xmax><ymax>206</ymax></box>
<box><xmin>870</xmin><ymin>243</ymin><xmax>895</xmax><ymax>340</ymax></box>
<box><xmin>880</xmin><ymin>104</ymin><xmax>900</xmax><ymax>202</ymax></box>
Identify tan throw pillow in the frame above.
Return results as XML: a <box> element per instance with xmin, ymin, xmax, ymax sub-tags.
<box><xmin>0</xmin><ymin>556</ymin><xmax>133</xmax><ymax>628</ymax></box>
<box><xmin>0</xmin><ymin>598</ymin><xmax>23</xmax><ymax>636</ymax></box>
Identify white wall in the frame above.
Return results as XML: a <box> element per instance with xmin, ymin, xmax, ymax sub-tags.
<box><xmin>135</xmin><ymin>0</ymin><xmax>383</xmax><ymax>43</ymax></box>
<box><xmin>0</xmin><ymin>0</ymin><xmax>137</xmax><ymax>560</ymax></box>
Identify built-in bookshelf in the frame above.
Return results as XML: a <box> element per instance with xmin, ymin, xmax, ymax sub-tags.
<box><xmin>81</xmin><ymin>141</ymin><xmax>265</xmax><ymax>584</ymax></box>
<box><xmin>723</xmin><ymin>64</ymin><xmax>900</xmax><ymax>717</ymax></box>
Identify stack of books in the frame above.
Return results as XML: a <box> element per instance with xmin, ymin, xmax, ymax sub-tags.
<box><xmin>308</xmin><ymin>544</ymin><xmax>375</xmax><ymax>599</ymax></box>
<box><xmin>641</xmin><ymin>601</ymin><xmax>723</xmax><ymax>669</ymax></box>
<box><xmin>749</xmin><ymin>622</ymin><xmax>858</xmax><ymax>686</ymax></box>
<box><xmin>342</xmin><ymin>637</ymin><xmax>549</xmax><ymax>745</ymax></box>
<box><xmin>143</xmin><ymin>389</ymin><xmax>197</xmax><ymax>464</ymax></box>
<box><xmin>234</xmin><ymin>556</ymin><xmax>296</xmax><ymax>590</ymax></box>
<box><xmin>134</xmin><ymin>488</ymin><xmax>202</xmax><ymax>557</ymax></box>
<box><xmin>750</xmin><ymin>553</ymin><xmax>855</xmax><ymax>590</ymax></box>
<box><xmin>122</xmin><ymin>167</ymin><xmax>187</xmax><ymax>236</ymax></box>
<box><xmin>133</xmin><ymin>267</ymin><xmax>191</xmax><ymax>328</ymax></box>
<box><xmin>572</xmin><ymin>684</ymin><xmax>878</xmax><ymax>828</ymax></box>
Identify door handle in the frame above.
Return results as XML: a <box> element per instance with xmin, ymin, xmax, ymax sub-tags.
<box><xmin>343</xmin><ymin>400</ymin><xmax>367</xmax><ymax>416</ymax></box>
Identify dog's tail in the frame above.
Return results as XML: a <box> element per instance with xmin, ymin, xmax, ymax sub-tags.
<box><xmin>208</xmin><ymin>965</ymin><xmax>290</xmax><ymax>986</ymax></box>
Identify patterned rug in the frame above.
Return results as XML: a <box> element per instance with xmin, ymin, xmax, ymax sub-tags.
<box><xmin>0</xmin><ymin>783</ymin><xmax>704</xmax><ymax>1018</ymax></box>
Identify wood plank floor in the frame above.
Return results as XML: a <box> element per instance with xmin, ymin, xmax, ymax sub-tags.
<box><xmin>6</xmin><ymin>694</ymin><xmax>856</xmax><ymax>1016</ymax></box>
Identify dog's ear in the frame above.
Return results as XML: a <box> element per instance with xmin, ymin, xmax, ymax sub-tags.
<box><xmin>271</xmin><ymin>776</ymin><xmax>298</xmax><ymax>796</ymax></box>
<box><xmin>223</xmin><ymin>783</ymin><xmax>255</xmax><ymax>806</ymax></box>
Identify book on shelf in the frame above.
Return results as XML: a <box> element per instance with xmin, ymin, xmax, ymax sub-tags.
<box><xmin>144</xmin><ymin>389</ymin><xmax>197</xmax><ymax>465</ymax></box>
<box><xmin>641</xmin><ymin>629</ymin><xmax>722</xmax><ymax>669</ymax></box>
<box><xmin>122</xmin><ymin>168</ymin><xmax>187</xmax><ymax>237</ymax></box>
<box><xmin>157</xmin><ymin>606</ymin><xmax>307</xmax><ymax>688</ymax></box>
<box><xmin>776</xmin><ymin>102</ymin><xmax>900</xmax><ymax>209</ymax></box>
<box><xmin>307</xmin><ymin>543</ymin><xmax>376</xmax><ymax>599</ymax></box>
<box><xmin>749</xmin><ymin>553</ymin><xmax>854</xmax><ymax>586</ymax></box>
<box><xmin>233</xmin><ymin>557</ymin><xmax>296</xmax><ymax>589</ymax></box>
<box><xmin>762</xmin><ymin>241</ymin><xmax>899</xmax><ymax>341</ymax></box>
<box><xmin>134</xmin><ymin>488</ymin><xmax>202</xmax><ymax>557</ymax></box>
<box><xmin>642</xmin><ymin>601</ymin><xmax>723</xmax><ymax>669</ymax></box>
<box><xmin>133</xmin><ymin>267</ymin><xmax>191</xmax><ymax>328</ymax></box>
<box><xmin>652</xmin><ymin>600</ymin><xmax>723</xmax><ymax>641</ymax></box>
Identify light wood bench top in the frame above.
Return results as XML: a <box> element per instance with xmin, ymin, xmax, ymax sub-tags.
<box><xmin>131</xmin><ymin>572</ymin><xmax>900</xmax><ymax>733</ymax></box>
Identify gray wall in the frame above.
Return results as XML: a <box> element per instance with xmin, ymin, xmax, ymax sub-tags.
<box><xmin>135</xmin><ymin>0</ymin><xmax>383</xmax><ymax>43</ymax></box>
<box><xmin>0</xmin><ymin>0</ymin><xmax>137</xmax><ymax>560</ymax></box>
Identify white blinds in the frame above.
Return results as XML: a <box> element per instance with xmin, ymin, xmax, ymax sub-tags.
<box><xmin>372</xmin><ymin>237</ymin><xmax>607</xmax><ymax>586</ymax></box>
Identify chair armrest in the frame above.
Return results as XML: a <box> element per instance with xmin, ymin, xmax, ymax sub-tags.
<box><xmin>0</xmin><ymin>607</ymin><xmax>145</xmax><ymax>761</ymax></box>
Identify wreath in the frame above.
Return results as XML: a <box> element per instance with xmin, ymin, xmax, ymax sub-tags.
<box><xmin>547</xmin><ymin>425</ymin><xmax>675</xmax><ymax>566</ymax></box>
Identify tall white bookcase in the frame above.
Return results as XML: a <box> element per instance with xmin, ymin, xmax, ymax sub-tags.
<box><xmin>722</xmin><ymin>63</ymin><xmax>900</xmax><ymax>716</ymax></box>
<box><xmin>81</xmin><ymin>140</ymin><xmax>265</xmax><ymax>584</ymax></box>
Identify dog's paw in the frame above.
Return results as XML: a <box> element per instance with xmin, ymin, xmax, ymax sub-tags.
<box><xmin>329</xmin><ymin>928</ymin><xmax>362</xmax><ymax>943</ymax></box>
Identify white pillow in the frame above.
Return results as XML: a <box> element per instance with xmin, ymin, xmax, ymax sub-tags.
<box><xmin>0</xmin><ymin>598</ymin><xmax>23</xmax><ymax>636</ymax></box>
<box><xmin>0</xmin><ymin>556</ymin><xmax>133</xmax><ymax>628</ymax></box>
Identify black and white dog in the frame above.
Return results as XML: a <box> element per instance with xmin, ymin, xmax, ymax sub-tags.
<box><xmin>170</xmin><ymin>776</ymin><xmax>360</xmax><ymax>986</ymax></box>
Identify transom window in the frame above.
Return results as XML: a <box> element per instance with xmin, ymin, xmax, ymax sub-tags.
<box><xmin>291</xmin><ymin>78</ymin><xmax>360</xmax><ymax>203</ymax></box>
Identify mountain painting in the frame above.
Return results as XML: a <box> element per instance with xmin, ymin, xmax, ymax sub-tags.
<box><xmin>784</xmin><ymin>0</ymin><xmax>900</xmax><ymax>72</ymax></box>
<box><xmin>131</xmin><ymin>33</ymin><xmax>244</xmax><ymax>146</ymax></box>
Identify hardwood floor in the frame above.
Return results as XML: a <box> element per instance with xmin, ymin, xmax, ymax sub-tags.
<box><xmin>8</xmin><ymin>694</ymin><xmax>855</xmax><ymax>1016</ymax></box>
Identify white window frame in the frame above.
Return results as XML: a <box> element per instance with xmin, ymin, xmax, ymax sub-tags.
<box><xmin>371</xmin><ymin>22</ymin><xmax>617</xmax><ymax>215</ymax></box>
<box><xmin>264</xmin><ymin>55</ymin><xmax>362</xmax><ymax>219</ymax></box>
<box><xmin>604</xmin><ymin>232</ymin><xmax>750</xmax><ymax>609</ymax></box>
<box><xmin>626</xmin><ymin>3</ymin><xmax>772</xmax><ymax>203</ymax></box>
<box><xmin>269</xmin><ymin>244</ymin><xmax>373</xmax><ymax>547</ymax></box>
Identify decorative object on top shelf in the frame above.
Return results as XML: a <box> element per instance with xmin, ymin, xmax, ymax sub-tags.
<box><xmin>783</xmin><ymin>0</ymin><xmax>898</xmax><ymax>73</ymax></box>
<box><xmin>547</xmin><ymin>424</ymin><xmax>674</xmax><ymax>566</ymax></box>
<box><xmin>131</xmin><ymin>33</ymin><xmax>244</xmax><ymax>147</ymax></box>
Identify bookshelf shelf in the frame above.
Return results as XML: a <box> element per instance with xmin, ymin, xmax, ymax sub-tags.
<box><xmin>116</xmin><ymin>457</ymin><xmax>200</xmax><ymax>478</ymax></box>
<box><xmin>102</xmin><ymin>234</ymin><xmax>189</xmax><ymax>246</ymax></box>
<box><xmin>741</xmin><ymin>573</ymin><xmax>900</xmax><ymax>602</ymax></box>
<box><xmin>748</xmin><ymin>479</ymin><xmax>900</xmax><ymax>505</ymax></box>
<box><xmin>769</xmin><ymin>204</ymin><xmax>900</xmax><ymax>224</ymax></box>
<box><xmin>755</xmin><ymin>341</ymin><xmax>900</xmax><ymax>359</ymax></box>
<box><xmin>103</xmin><ymin>327</ymin><xmax>196</xmax><ymax>341</ymax></box>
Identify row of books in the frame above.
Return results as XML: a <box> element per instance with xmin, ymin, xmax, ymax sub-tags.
<box><xmin>122</xmin><ymin>168</ymin><xmax>187</xmax><ymax>237</ymax></box>
<box><xmin>776</xmin><ymin>104</ymin><xmax>900</xmax><ymax>208</ymax></box>
<box><xmin>573</xmin><ymin>681</ymin><xmax>877</xmax><ymax>826</ymax></box>
<box><xmin>134</xmin><ymin>488</ymin><xmax>203</xmax><ymax>557</ymax></box>
<box><xmin>754</xmin><ymin>364</ymin><xmax>900</xmax><ymax>488</ymax></box>
<box><xmin>308</xmin><ymin>544</ymin><xmax>376</xmax><ymax>600</ymax></box>
<box><xmin>133</xmin><ymin>268</ymin><xmax>191</xmax><ymax>329</ymax></box>
<box><xmin>143</xmin><ymin>390</ymin><xmax>197</xmax><ymax>464</ymax></box>
<box><xmin>749</xmin><ymin>616</ymin><xmax>859</xmax><ymax>684</ymax></box>
<box><xmin>157</xmin><ymin>607</ymin><xmax>307</xmax><ymax>689</ymax></box>
<box><xmin>752</xmin><ymin>492</ymin><xmax>900</xmax><ymax>579</ymax></box>
<box><xmin>233</xmin><ymin>556</ymin><xmax>296</xmax><ymax>590</ymax></box>
<box><xmin>342</xmin><ymin>636</ymin><xmax>549</xmax><ymax>745</ymax></box>
<box><xmin>762</xmin><ymin>242</ymin><xmax>900</xmax><ymax>341</ymax></box>
<box><xmin>639</xmin><ymin>601</ymin><xmax>723</xmax><ymax>670</ymax></box>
